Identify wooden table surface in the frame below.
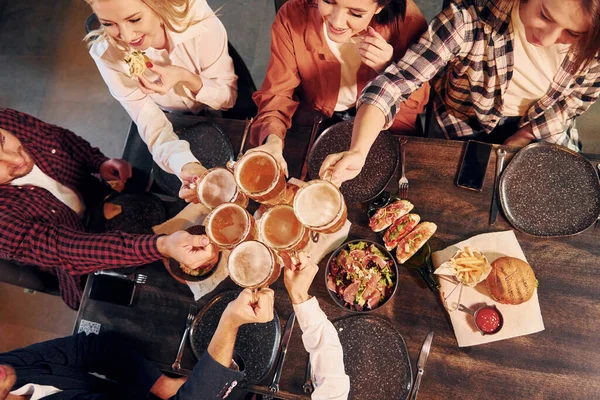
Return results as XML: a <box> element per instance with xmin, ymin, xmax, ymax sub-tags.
<box><xmin>75</xmin><ymin>115</ymin><xmax>600</xmax><ymax>400</ymax></box>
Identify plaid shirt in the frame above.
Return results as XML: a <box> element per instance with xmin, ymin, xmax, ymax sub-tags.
<box><xmin>360</xmin><ymin>0</ymin><xmax>600</xmax><ymax>150</ymax></box>
<box><xmin>0</xmin><ymin>109</ymin><xmax>163</xmax><ymax>309</ymax></box>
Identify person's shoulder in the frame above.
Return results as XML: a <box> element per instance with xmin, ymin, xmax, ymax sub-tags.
<box><xmin>276</xmin><ymin>0</ymin><xmax>312</xmax><ymax>26</ymax></box>
<box><xmin>89</xmin><ymin>39</ymin><xmax>124</xmax><ymax>65</ymax></box>
<box><xmin>170</xmin><ymin>0</ymin><xmax>225</xmax><ymax>46</ymax></box>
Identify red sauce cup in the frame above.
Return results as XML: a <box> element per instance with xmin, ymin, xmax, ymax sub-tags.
<box><xmin>458</xmin><ymin>304</ymin><xmax>504</xmax><ymax>335</ymax></box>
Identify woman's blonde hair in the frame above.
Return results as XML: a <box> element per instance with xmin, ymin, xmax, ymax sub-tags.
<box><xmin>83</xmin><ymin>0</ymin><xmax>200</xmax><ymax>50</ymax></box>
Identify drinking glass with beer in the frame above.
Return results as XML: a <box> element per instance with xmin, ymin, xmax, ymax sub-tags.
<box><xmin>195</xmin><ymin>167</ymin><xmax>248</xmax><ymax>209</ymax></box>
<box><xmin>205</xmin><ymin>203</ymin><xmax>257</xmax><ymax>249</ymax></box>
<box><xmin>293</xmin><ymin>179</ymin><xmax>348</xmax><ymax>237</ymax></box>
<box><xmin>227</xmin><ymin>151</ymin><xmax>288</xmax><ymax>206</ymax></box>
<box><xmin>228</xmin><ymin>240</ymin><xmax>283</xmax><ymax>303</ymax></box>
<box><xmin>258</xmin><ymin>205</ymin><xmax>309</xmax><ymax>264</ymax></box>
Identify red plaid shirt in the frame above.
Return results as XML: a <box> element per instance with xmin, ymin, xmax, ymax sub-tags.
<box><xmin>0</xmin><ymin>109</ymin><xmax>163</xmax><ymax>309</ymax></box>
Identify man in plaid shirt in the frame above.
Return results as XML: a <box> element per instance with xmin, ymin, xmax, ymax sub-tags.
<box><xmin>320</xmin><ymin>0</ymin><xmax>600</xmax><ymax>186</ymax></box>
<box><xmin>0</xmin><ymin>109</ymin><xmax>217</xmax><ymax>310</ymax></box>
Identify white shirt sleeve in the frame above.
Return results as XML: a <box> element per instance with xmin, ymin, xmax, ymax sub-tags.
<box><xmin>293</xmin><ymin>297</ymin><xmax>350</xmax><ymax>400</ymax></box>
<box><xmin>90</xmin><ymin>52</ymin><xmax>198</xmax><ymax>176</ymax></box>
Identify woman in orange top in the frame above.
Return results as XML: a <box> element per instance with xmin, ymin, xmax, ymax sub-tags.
<box><xmin>249</xmin><ymin>0</ymin><xmax>430</xmax><ymax>174</ymax></box>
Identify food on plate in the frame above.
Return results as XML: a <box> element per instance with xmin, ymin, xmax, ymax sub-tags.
<box><xmin>124</xmin><ymin>50</ymin><xmax>150</xmax><ymax>78</ymax></box>
<box><xmin>369</xmin><ymin>200</ymin><xmax>413</xmax><ymax>232</ymax></box>
<box><xmin>449</xmin><ymin>247</ymin><xmax>492</xmax><ymax>285</ymax></box>
<box><xmin>107</xmin><ymin>180</ymin><xmax>125</xmax><ymax>193</ymax></box>
<box><xmin>383</xmin><ymin>213</ymin><xmax>420</xmax><ymax>251</ymax></box>
<box><xmin>327</xmin><ymin>241</ymin><xmax>396</xmax><ymax>311</ymax></box>
<box><xmin>103</xmin><ymin>203</ymin><xmax>123</xmax><ymax>220</ymax></box>
<box><xmin>485</xmin><ymin>257</ymin><xmax>537</xmax><ymax>305</ymax></box>
<box><xmin>396</xmin><ymin>222</ymin><xmax>437</xmax><ymax>264</ymax></box>
<box><xmin>180</xmin><ymin>259</ymin><xmax>216</xmax><ymax>277</ymax></box>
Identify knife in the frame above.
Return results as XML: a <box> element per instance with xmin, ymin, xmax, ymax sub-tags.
<box><xmin>269</xmin><ymin>312</ymin><xmax>296</xmax><ymax>394</ymax></box>
<box><xmin>409</xmin><ymin>331</ymin><xmax>434</xmax><ymax>400</ymax></box>
<box><xmin>238</xmin><ymin>117</ymin><xmax>253</xmax><ymax>160</ymax></box>
<box><xmin>489</xmin><ymin>148</ymin><xmax>506</xmax><ymax>225</ymax></box>
<box><xmin>300</xmin><ymin>116</ymin><xmax>323</xmax><ymax>181</ymax></box>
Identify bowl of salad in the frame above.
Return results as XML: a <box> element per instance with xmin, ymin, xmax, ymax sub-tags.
<box><xmin>325</xmin><ymin>239</ymin><xmax>398</xmax><ymax>313</ymax></box>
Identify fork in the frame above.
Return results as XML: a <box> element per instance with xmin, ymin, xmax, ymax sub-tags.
<box><xmin>172</xmin><ymin>304</ymin><xmax>198</xmax><ymax>371</ymax></box>
<box><xmin>94</xmin><ymin>270</ymin><xmax>147</xmax><ymax>284</ymax></box>
<box><xmin>397</xmin><ymin>137</ymin><xmax>409</xmax><ymax>199</ymax></box>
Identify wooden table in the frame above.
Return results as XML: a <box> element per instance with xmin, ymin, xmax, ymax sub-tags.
<box><xmin>75</xmin><ymin>115</ymin><xmax>600</xmax><ymax>399</ymax></box>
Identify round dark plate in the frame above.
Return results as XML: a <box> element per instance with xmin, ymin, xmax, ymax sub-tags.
<box><xmin>499</xmin><ymin>143</ymin><xmax>600</xmax><ymax>237</ymax></box>
<box><xmin>105</xmin><ymin>193</ymin><xmax>166</xmax><ymax>234</ymax></box>
<box><xmin>332</xmin><ymin>314</ymin><xmax>412</xmax><ymax>400</ymax></box>
<box><xmin>153</xmin><ymin>122</ymin><xmax>235</xmax><ymax>196</ymax></box>
<box><xmin>308</xmin><ymin>120</ymin><xmax>399</xmax><ymax>203</ymax></box>
<box><xmin>326</xmin><ymin>239</ymin><xmax>399</xmax><ymax>313</ymax></box>
<box><xmin>165</xmin><ymin>225</ymin><xmax>220</xmax><ymax>282</ymax></box>
<box><xmin>189</xmin><ymin>290</ymin><xmax>281</xmax><ymax>387</ymax></box>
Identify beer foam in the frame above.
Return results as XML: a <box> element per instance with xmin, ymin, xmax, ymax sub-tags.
<box><xmin>198</xmin><ymin>169</ymin><xmax>237</xmax><ymax>208</ymax></box>
<box><xmin>228</xmin><ymin>241</ymin><xmax>272</xmax><ymax>287</ymax></box>
<box><xmin>295</xmin><ymin>182</ymin><xmax>341</xmax><ymax>227</ymax></box>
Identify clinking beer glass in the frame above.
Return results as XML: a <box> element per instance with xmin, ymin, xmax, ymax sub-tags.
<box><xmin>228</xmin><ymin>240</ymin><xmax>283</xmax><ymax>303</ymax></box>
<box><xmin>204</xmin><ymin>203</ymin><xmax>257</xmax><ymax>249</ymax></box>
<box><xmin>258</xmin><ymin>205</ymin><xmax>310</xmax><ymax>264</ymax></box>
<box><xmin>293</xmin><ymin>179</ymin><xmax>348</xmax><ymax>238</ymax></box>
<box><xmin>226</xmin><ymin>150</ymin><xmax>289</xmax><ymax>206</ymax></box>
<box><xmin>195</xmin><ymin>167</ymin><xmax>248</xmax><ymax>209</ymax></box>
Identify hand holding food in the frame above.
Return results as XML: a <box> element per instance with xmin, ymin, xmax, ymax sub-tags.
<box><xmin>435</xmin><ymin>246</ymin><xmax>492</xmax><ymax>287</ymax></box>
<box><xmin>222</xmin><ymin>288</ymin><xmax>275</xmax><ymax>328</ymax></box>
<box><xmin>99</xmin><ymin>158</ymin><xmax>132</xmax><ymax>184</ymax></box>
<box><xmin>358</xmin><ymin>27</ymin><xmax>394</xmax><ymax>73</ymax></box>
<box><xmin>179</xmin><ymin>162</ymin><xmax>207</xmax><ymax>203</ymax></box>
<box><xmin>247</xmin><ymin>134</ymin><xmax>288</xmax><ymax>177</ymax></box>
<box><xmin>485</xmin><ymin>257</ymin><xmax>537</xmax><ymax>305</ymax></box>
<box><xmin>369</xmin><ymin>200</ymin><xmax>414</xmax><ymax>232</ymax></box>
<box><xmin>319</xmin><ymin>150</ymin><xmax>366</xmax><ymax>187</ymax></box>
<box><xmin>283</xmin><ymin>251</ymin><xmax>318</xmax><ymax>305</ymax></box>
<box><xmin>158</xmin><ymin>231</ymin><xmax>219</xmax><ymax>271</ymax></box>
<box><xmin>138</xmin><ymin>63</ymin><xmax>203</xmax><ymax>96</ymax></box>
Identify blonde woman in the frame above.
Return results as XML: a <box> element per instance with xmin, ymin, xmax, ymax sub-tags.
<box><xmin>85</xmin><ymin>0</ymin><xmax>237</xmax><ymax>201</ymax></box>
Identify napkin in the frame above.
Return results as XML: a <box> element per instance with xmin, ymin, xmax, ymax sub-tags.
<box><xmin>431</xmin><ymin>230</ymin><xmax>545</xmax><ymax>347</ymax></box>
<box><xmin>152</xmin><ymin>203</ymin><xmax>230</xmax><ymax>300</ymax></box>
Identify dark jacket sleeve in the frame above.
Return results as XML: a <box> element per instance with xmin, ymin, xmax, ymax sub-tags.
<box><xmin>174</xmin><ymin>352</ymin><xmax>245</xmax><ymax>400</ymax></box>
<box><xmin>0</xmin><ymin>333</ymin><xmax>162</xmax><ymax>397</ymax></box>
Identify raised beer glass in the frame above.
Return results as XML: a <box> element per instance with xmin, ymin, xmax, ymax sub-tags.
<box><xmin>258</xmin><ymin>204</ymin><xmax>309</xmax><ymax>262</ymax></box>
<box><xmin>226</xmin><ymin>151</ymin><xmax>288</xmax><ymax>206</ymax></box>
<box><xmin>204</xmin><ymin>203</ymin><xmax>257</xmax><ymax>249</ymax></box>
<box><xmin>195</xmin><ymin>167</ymin><xmax>248</xmax><ymax>209</ymax></box>
<box><xmin>293</xmin><ymin>179</ymin><xmax>347</xmax><ymax>234</ymax></box>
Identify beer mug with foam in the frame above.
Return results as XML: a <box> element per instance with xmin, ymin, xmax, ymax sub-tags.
<box><xmin>226</xmin><ymin>151</ymin><xmax>288</xmax><ymax>205</ymax></box>
<box><xmin>258</xmin><ymin>204</ymin><xmax>309</xmax><ymax>263</ymax></box>
<box><xmin>204</xmin><ymin>203</ymin><xmax>257</xmax><ymax>249</ymax></box>
<box><xmin>293</xmin><ymin>179</ymin><xmax>347</xmax><ymax>235</ymax></box>
<box><xmin>195</xmin><ymin>167</ymin><xmax>248</xmax><ymax>209</ymax></box>
<box><xmin>228</xmin><ymin>240</ymin><xmax>283</xmax><ymax>301</ymax></box>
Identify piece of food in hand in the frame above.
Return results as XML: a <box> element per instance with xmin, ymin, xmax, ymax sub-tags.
<box><xmin>124</xmin><ymin>50</ymin><xmax>149</xmax><ymax>78</ymax></box>
<box><xmin>103</xmin><ymin>203</ymin><xmax>123</xmax><ymax>220</ymax></box>
<box><xmin>435</xmin><ymin>246</ymin><xmax>493</xmax><ymax>286</ymax></box>
<box><xmin>383</xmin><ymin>213</ymin><xmax>420</xmax><ymax>251</ymax></box>
<box><xmin>107</xmin><ymin>180</ymin><xmax>125</xmax><ymax>193</ymax></box>
<box><xmin>369</xmin><ymin>200</ymin><xmax>414</xmax><ymax>232</ymax></box>
<box><xmin>485</xmin><ymin>257</ymin><xmax>537</xmax><ymax>305</ymax></box>
<box><xmin>395</xmin><ymin>222</ymin><xmax>437</xmax><ymax>264</ymax></box>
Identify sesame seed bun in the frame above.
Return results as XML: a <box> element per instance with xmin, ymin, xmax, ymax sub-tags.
<box><xmin>485</xmin><ymin>257</ymin><xmax>537</xmax><ymax>305</ymax></box>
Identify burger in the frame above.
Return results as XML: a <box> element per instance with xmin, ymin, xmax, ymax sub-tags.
<box><xmin>485</xmin><ymin>257</ymin><xmax>538</xmax><ymax>305</ymax></box>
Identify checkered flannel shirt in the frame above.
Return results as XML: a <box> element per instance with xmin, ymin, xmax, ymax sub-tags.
<box><xmin>0</xmin><ymin>109</ymin><xmax>163</xmax><ymax>309</ymax></box>
<box><xmin>359</xmin><ymin>0</ymin><xmax>600</xmax><ymax>150</ymax></box>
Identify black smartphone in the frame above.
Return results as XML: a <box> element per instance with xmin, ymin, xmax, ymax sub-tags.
<box><xmin>89</xmin><ymin>274</ymin><xmax>136</xmax><ymax>306</ymax></box>
<box><xmin>456</xmin><ymin>140</ymin><xmax>493</xmax><ymax>191</ymax></box>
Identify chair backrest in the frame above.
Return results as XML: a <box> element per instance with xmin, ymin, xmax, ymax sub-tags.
<box><xmin>274</xmin><ymin>0</ymin><xmax>288</xmax><ymax>13</ymax></box>
<box><xmin>85</xmin><ymin>13</ymin><xmax>100</xmax><ymax>34</ymax></box>
<box><xmin>223</xmin><ymin>43</ymin><xmax>258</xmax><ymax>120</ymax></box>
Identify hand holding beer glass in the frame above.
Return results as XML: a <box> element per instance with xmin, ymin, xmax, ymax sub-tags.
<box><xmin>205</xmin><ymin>203</ymin><xmax>257</xmax><ymax>249</ymax></box>
<box><xmin>282</xmin><ymin>251</ymin><xmax>318</xmax><ymax>305</ymax></box>
<box><xmin>194</xmin><ymin>167</ymin><xmax>249</xmax><ymax>209</ymax></box>
<box><xmin>258</xmin><ymin>205</ymin><xmax>309</xmax><ymax>265</ymax></box>
<box><xmin>223</xmin><ymin>288</ymin><xmax>275</xmax><ymax>326</ymax></box>
<box><xmin>293</xmin><ymin>179</ymin><xmax>348</xmax><ymax>239</ymax></box>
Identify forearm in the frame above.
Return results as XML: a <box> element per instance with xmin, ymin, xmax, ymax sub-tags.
<box><xmin>349</xmin><ymin>105</ymin><xmax>387</xmax><ymax>156</ymax></box>
<box><xmin>180</xmin><ymin>69</ymin><xmax>203</xmax><ymax>97</ymax></box>
<box><xmin>207</xmin><ymin>318</ymin><xmax>239</xmax><ymax>367</ymax></box>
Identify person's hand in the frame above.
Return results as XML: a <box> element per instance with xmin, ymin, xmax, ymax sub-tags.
<box><xmin>319</xmin><ymin>150</ymin><xmax>367</xmax><ymax>187</ymax></box>
<box><xmin>247</xmin><ymin>134</ymin><xmax>288</xmax><ymax>177</ymax></box>
<box><xmin>138</xmin><ymin>63</ymin><xmax>203</xmax><ymax>96</ymax></box>
<box><xmin>150</xmin><ymin>375</ymin><xmax>187</xmax><ymax>400</ymax></box>
<box><xmin>283</xmin><ymin>251</ymin><xmax>318</xmax><ymax>305</ymax></box>
<box><xmin>178</xmin><ymin>162</ymin><xmax>207</xmax><ymax>203</ymax></box>
<box><xmin>222</xmin><ymin>288</ymin><xmax>275</xmax><ymax>328</ymax></box>
<box><xmin>358</xmin><ymin>27</ymin><xmax>394</xmax><ymax>73</ymax></box>
<box><xmin>99</xmin><ymin>158</ymin><xmax>132</xmax><ymax>183</ymax></box>
<box><xmin>504</xmin><ymin>126</ymin><xmax>535</xmax><ymax>147</ymax></box>
<box><xmin>157</xmin><ymin>231</ymin><xmax>219</xmax><ymax>270</ymax></box>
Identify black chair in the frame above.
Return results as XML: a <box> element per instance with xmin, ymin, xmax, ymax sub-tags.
<box><xmin>274</xmin><ymin>0</ymin><xmax>288</xmax><ymax>13</ymax></box>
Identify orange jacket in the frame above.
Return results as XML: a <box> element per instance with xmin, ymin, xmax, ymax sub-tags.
<box><xmin>250</xmin><ymin>0</ymin><xmax>430</xmax><ymax>147</ymax></box>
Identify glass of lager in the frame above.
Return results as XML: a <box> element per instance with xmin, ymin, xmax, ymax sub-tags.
<box><xmin>293</xmin><ymin>179</ymin><xmax>347</xmax><ymax>235</ymax></box>
<box><xmin>258</xmin><ymin>205</ymin><xmax>309</xmax><ymax>263</ymax></box>
<box><xmin>227</xmin><ymin>151</ymin><xmax>288</xmax><ymax>205</ymax></box>
<box><xmin>195</xmin><ymin>167</ymin><xmax>248</xmax><ymax>209</ymax></box>
<box><xmin>205</xmin><ymin>203</ymin><xmax>257</xmax><ymax>249</ymax></box>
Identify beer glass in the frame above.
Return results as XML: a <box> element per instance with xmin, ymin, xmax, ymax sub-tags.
<box><xmin>258</xmin><ymin>205</ymin><xmax>309</xmax><ymax>263</ymax></box>
<box><xmin>195</xmin><ymin>167</ymin><xmax>248</xmax><ymax>209</ymax></box>
<box><xmin>204</xmin><ymin>203</ymin><xmax>257</xmax><ymax>249</ymax></box>
<box><xmin>228</xmin><ymin>240</ymin><xmax>283</xmax><ymax>302</ymax></box>
<box><xmin>226</xmin><ymin>151</ymin><xmax>288</xmax><ymax>206</ymax></box>
<box><xmin>293</xmin><ymin>179</ymin><xmax>347</xmax><ymax>235</ymax></box>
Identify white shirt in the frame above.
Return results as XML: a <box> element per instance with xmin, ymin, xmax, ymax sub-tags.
<box><xmin>11</xmin><ymin>165</ymin><xmax>85</xmax><ymax>217</ymax></box>
<box><xmin>90</xmin><ymin>0</ymin><xmax>237</xmax><ymax>176</ymax></box>
<box><xmin>323</xmin><ymin>24</ymin><xmax>362</xmax><ymax>112</ymax></box>
<box><xmin>10</xmin><ymin>383</ymin><xmax>62</xmax><ymax>399</ymax></box>
<box><xmin>502</xmin><ymin>5</ymin><xmax>570</xmax><ymax>116</ymax></box>
<box><xmin>293</xmin><ymin>297</ymin><xmax>350</xmax><ymax>399</ymax></box>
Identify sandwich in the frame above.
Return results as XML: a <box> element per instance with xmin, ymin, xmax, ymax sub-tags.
<box><xmin>369</xmin><ymin>200</ymin><xmax>414</xmax><ymax>232</ymax></box>
<box><xmin>382</xmin><ymin>213</ymin><xmax>420</xmax><ymax>251</ymax></box>
<box><xmin>395</xmin><ymin>222</ymin><xmax>437</xmax><ymax>264</ymax></box>
<box><xmin>485</xmin><ymin>257</ymin><xmax>537</xmax><ymax>305</ymax></box>
<box><xmin>124</xmin><ymin>50</ymin><xmax>150</xmax><ymax>79</ymax></box>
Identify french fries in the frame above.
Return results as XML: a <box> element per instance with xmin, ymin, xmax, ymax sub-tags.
<box><xmin>450</xmin><ymin>247</ymin><xmax>490</xmax><ymax>285</ymax></box>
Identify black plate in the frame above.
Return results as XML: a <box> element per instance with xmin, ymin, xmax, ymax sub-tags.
<box><xmin>105</xmin><ymin>193</ymin><xmax>166</xmax><ymax>234</ymax></box>
<box><xmin>308</xmin><ymin>120</ymin><xmax>399</xmax><ymax>203</ymax></box>
<box><xmin>153</xmin><ymin>122</ymin><xmax>235</xmax><ymax>196</ymax></box>
<box><xmin>165</xmin><ymin>225</ymin><xmax>220</xmax><ymax>282</ymax></box>
<box><xmin>332</xmin><ymin>315</ymin><xmax>412</xmax><ymax>400</ymax></box>
<box><xmin>499</xmin><ymin>143</ymin><xmax>600</xmax><ymax>237</ymax></box>
<box><xmin>189</xmin><ymin>290</ymin><xmax>281</xmax><ymax>387</ymax></box>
